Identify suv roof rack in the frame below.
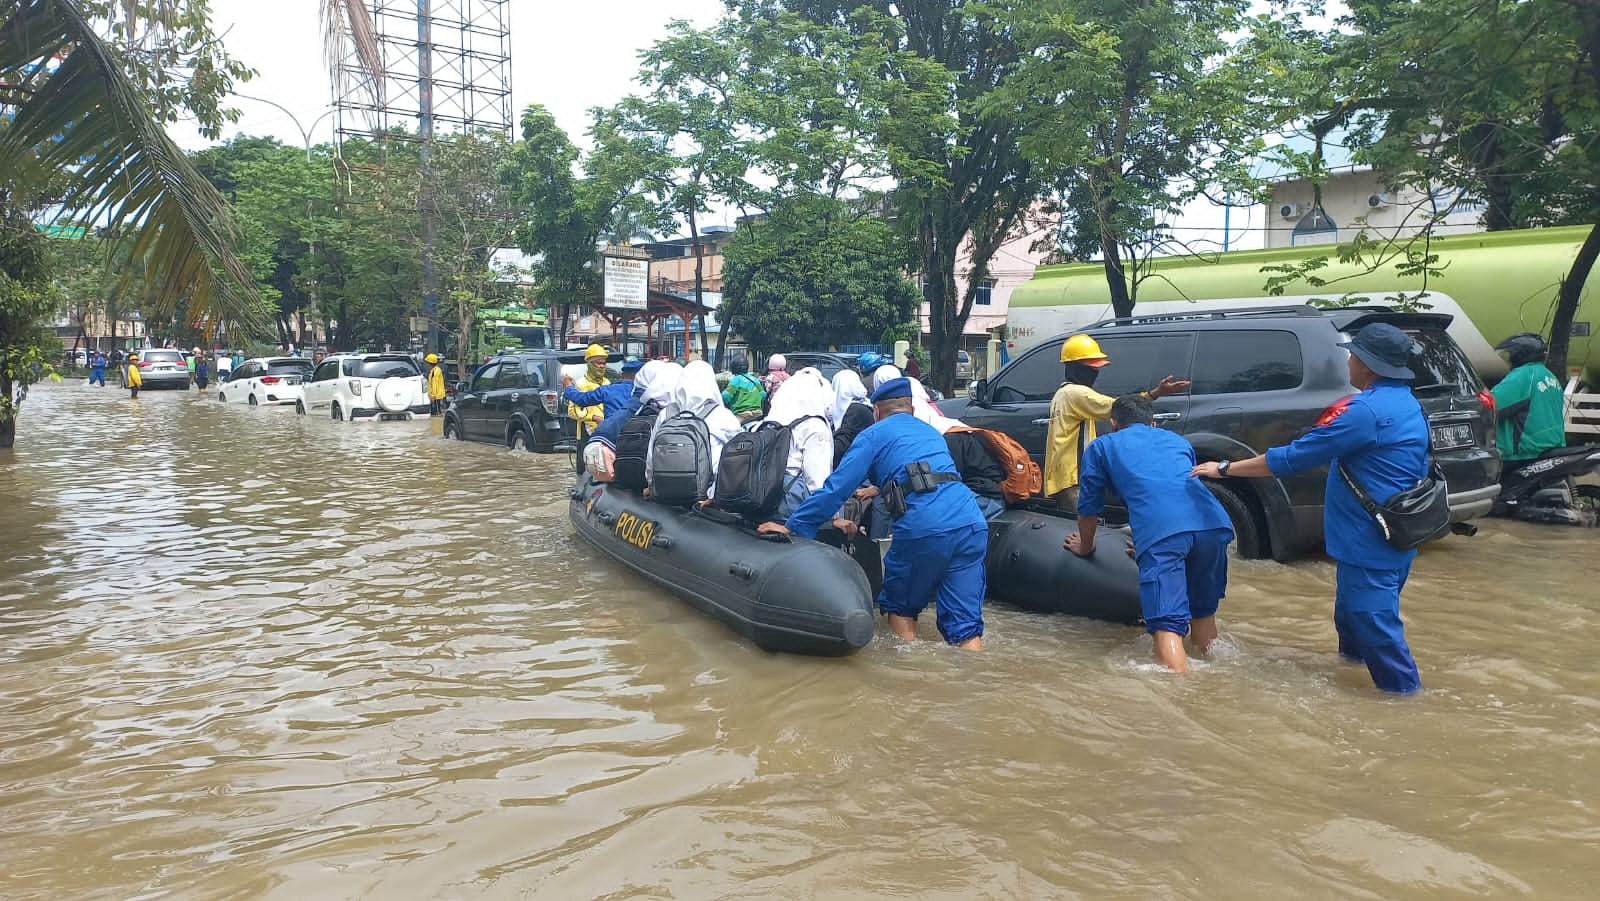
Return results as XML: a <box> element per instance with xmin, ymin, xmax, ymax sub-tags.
<box><xmin>1081</xmin><ymin>304</ymin><xmax>1326</xmax><ymax>330</ymax></box>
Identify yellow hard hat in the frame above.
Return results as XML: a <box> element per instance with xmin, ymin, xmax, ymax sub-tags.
<box><xmin>1060</xmin><ymin>333</ymin><xmax>1110</xmax><ymax>367</ymax></box>
<box><xmin>425</xmin><ymin>353</ymin><xmax>438</xmax><ymax>363</ymax></box>
<box><xmin>129</xmin><ymin>353</ymin><xmax>139</xmax><ymax>360</ymax></box>
<box><xmin>584</xmin><ymin>343</ymin><xmax>608</xmax><ymax>360</ymax></box>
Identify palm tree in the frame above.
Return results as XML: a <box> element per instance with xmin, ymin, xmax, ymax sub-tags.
<box><xmin>1</xmin><ymin>0</ymin><xmax>268</xmax><ymax>332</ymax></box>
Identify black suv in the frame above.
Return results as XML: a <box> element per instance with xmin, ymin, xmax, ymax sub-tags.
<box><xmin>443</xmin><ymin>350</ymin><xmax>593</xmax><ymax>452</ymax></box>
<box><xmin>781</xmin><ymin>351</ymin><xmax>860</xmax><ymax>382</ymax></box>
<box><xmin>943</xmin><ymin>306</ymin><xmax>1502</xmax><ymax>560</ymax></box>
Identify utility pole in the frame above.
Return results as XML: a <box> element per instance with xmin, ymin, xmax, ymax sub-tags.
<box><xmin>417</xmin><ymin>0</ymin><xmax>440</xmax><ymax>356</ymax></box>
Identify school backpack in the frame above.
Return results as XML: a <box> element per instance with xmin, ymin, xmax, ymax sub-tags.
<box><xmin>947</xmin><ymin>424</ymin><xmax>1042</xmax><ymax>504</ymax></box>
<box><xmin>712</xmin><ymin>415</ymin><xmax>818</xmax><ymax>516</ymax></box>
<box><xmin>649</xmin><ymin>411</ymin><xmax>714</xmax><ymax>506</ymax></box>
<box><xmin>611</xmin><ymin>400</ymin><xmax>663</xmax><ymax>491</ymax></box>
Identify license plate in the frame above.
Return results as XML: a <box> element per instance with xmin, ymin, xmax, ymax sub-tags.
<box><xmin>1431</xmin><ymin>423</ymin><xmax>1473</xmax><ymax>450</ymax></box>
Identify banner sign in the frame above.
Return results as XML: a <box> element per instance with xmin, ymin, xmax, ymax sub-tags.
<box><xmin>603</xmin><ymin>255</ymin><xmax>649</xmax><ymax>310</ymax></box>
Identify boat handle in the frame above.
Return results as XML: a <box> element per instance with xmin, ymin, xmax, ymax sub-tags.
<box><xmin>730</xmin><ymin>563</ymin><xmax>757</xmax><ymax>580</ymax></box>
<box><xmin>597</xmin><ymin>511</ymin><xmax>615</xmax><ymax>524</ymax></box>
<box><xmin>651</xmin><ymin>535</ymin><xmax>674</xmax><ymax>549</ymax></box>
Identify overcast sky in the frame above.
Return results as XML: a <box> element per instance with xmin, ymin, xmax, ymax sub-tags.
<box><xmin>171</xmin><ymin>0</ymin><xmax>1250</xmax><ymax>248</ymax></box>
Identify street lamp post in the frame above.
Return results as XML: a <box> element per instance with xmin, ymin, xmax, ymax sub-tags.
<box><xmin>233</xmin><ymin>94</ymin><xmax>337</xmax><ymax>353</ymax></box>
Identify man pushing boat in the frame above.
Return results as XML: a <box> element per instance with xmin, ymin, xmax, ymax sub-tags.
<box><xmin>758</xmin><ymin>377</ymin><xmax>988</xmax><ymax>651</ymax></box>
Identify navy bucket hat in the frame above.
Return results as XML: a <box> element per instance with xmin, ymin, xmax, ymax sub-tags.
<box><xmin>1340</xmin><ymin>322</ymin><xmax>1418</xmax><ymax>381</ymax></box>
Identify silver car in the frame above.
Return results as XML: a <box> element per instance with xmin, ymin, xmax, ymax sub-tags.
<box><xmin>955</xmin><ymin>349</ymin><xmax>974</xmax><ymax>386</ymax></box>
<box><xmin>129</xmin><ymin>348</ymin><xmax>190</xmax><ymax>389</ymax></box>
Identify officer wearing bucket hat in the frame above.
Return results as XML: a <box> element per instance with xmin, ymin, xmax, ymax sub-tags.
<box><xmin>1193</xmin><ymin>322</ymin><xmax>1428</xmax><ymax>693</ymax></box>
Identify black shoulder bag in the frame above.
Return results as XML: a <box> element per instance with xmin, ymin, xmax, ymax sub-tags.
<box><xmin>1336</xmin><ymin>458</ymin><xmax>1450</xmax><ymax>551</ymax></box>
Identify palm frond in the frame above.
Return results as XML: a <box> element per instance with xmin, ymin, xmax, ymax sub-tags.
<box><xmin>0</xmin><ymin>0</ymin><xmax>269</xmax><ymax>334</ymax></box>
<box><xmin>323</xmin><ymin>0</ymin><xmax>385</xmax><ymax>107</ymax></box>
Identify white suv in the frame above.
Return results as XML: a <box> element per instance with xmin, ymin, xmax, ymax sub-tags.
<box><xmin>216</xmin><ymin>356</ymin><xmax>314</xmax><ymax>406</ymax></box>
<box><xmin>298</xmin><ymin>353</ymin><xmax>430</xmax><ymax>421</ymax></box>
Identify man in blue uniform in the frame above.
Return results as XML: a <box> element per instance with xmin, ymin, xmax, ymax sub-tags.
<box><xmin>1066</xmin><ymin>394</ymin><xmax>1234</xmax><ymax>672</ymax></box>
<box><xmin>1192</xmin><ymin>322</ymin><xmax>1427</xmax><ymax>693</ymax></box>
<box><xmin>758</xmin><ymin>377</ymin><xmax>988</xmax><ymax>651</ymax></box>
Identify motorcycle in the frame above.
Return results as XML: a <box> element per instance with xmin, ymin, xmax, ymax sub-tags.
<box><xmin>1490</xmin><ymin>445</ymin><xmax>1600</xmax><ymax>526</ymax></box>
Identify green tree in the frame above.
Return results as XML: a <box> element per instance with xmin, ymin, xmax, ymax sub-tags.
<box><xmin>1</xmin><ymin>0</ymin><xmax>265</xmax><ymax>446</ymax></box>
<box><xmin>997</xmin><ymin>0</ymin><xmax>1278</xmax><ymax>318</ymax></box>
<box><xmin>722</xmin><ymin>195</ymin><xmax>920</xmax><ymax>358</ymax></box>
<box><xmin>0</xmin><ymin>211</ymin><xmax>62</xmax><ymax>448</ymax></box>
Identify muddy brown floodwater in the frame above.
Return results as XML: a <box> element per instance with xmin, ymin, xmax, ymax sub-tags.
<box><xmin>1</xmin><ymin>382</ymin><xmax>1597</xmax><ymax>899</ymax></box>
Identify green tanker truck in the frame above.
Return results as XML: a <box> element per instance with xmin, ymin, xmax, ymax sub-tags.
<box><xmin>1006</xmin><ymin>225</ymin><xmax>1597</xmax><ymax>385</ymax></box>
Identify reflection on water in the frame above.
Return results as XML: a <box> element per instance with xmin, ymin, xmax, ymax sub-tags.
<box><xmin>1</xmin><ymin>383</ymin><xmax>1596</xmax><ymax>899</ymax></box>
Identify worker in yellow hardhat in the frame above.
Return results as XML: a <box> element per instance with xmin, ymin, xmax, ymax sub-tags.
<box><xmin>568</xmin><ymin>344</ymin><xmax>612</xmax><ymax>438</ymax></box>
<box><xmin>125</xmin><ymin>353</ymin><xmax>143</xmax><ymax>398</ymax></box>
<box><xmin>1044</xmin><ymin>334</ymin><xmax>1189</xmax><ymax>513</ymax></box>
<box><xmin>424</xmin><ymin>352</ymin><xmax>447</xmax><ymax>416</ymax></box>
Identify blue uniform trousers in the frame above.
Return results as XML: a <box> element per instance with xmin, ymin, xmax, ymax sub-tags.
<box><xmin>1334</xmin><ymin>561</ymin><xmax>1421</xmax><ymax>694</ymax></box>
<box><xmin>1137</xmin><ymin>527</ymin><xmax>1231</xmax><ymax>636</ymax></box>
<box><xmin>89</xmin><ymin>367</ymin><xmax>106</xmax><ymax>386</ymax></box>
<box><xmin>879</xmin><ymin>523</ymin><xmax>987</xmax><ymax>644</ymax></box>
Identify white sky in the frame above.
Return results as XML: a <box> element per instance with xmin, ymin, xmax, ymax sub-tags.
<box><xmin>169</xmin><ymin>0</ymin><xmax>1250</xmax><ymax>248</ymax></box>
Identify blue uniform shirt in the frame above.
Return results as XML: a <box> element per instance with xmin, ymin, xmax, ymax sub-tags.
<box><xmin>564</xmin><ymin>381</ymin><xmax>637</xmax><ymax>421</ymax></box>
<box><xmin>1077</xmin><ymin>423</ymin><xmax>1233</xmax><ymax>551</ymax></box>
<box><xmin>1266</xmin><ymin>379</ymin><xmax>1428</xmax><ymax>569</ymax></box>
<box><xmin>586</xmin><ymin>390</ymin><xmax>645</xmax><ymax>449</ymax></box>
<box><xmin>786</xmin><ymin>411</ymin><xmax>986</xmax><ymax>540</ymax></box>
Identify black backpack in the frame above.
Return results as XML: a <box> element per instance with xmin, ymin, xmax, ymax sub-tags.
<box><xmin>715</xmin><ymin>415</ymin><xmax>826</xmax><ymax>517</ymax></box>
<box><xmin>650</xmin><ymin>411</ymin><xmax>714</xmax><ymax>506</ymax></box>
<box><xmin>611</xmin><ymin>400</ymin><xmax>662</xmax><ymax>490</ymax></box>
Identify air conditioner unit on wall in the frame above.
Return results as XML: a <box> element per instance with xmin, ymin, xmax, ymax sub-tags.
<box><xmin>1278</xmin><ymin>203</ymin><xmax>1301</xmax><ymax>220</ymax></box>
<box><xmin>1367</xmin><ymin>192</ymin><xmax>1393</xmax><ymax>209</ymax></box>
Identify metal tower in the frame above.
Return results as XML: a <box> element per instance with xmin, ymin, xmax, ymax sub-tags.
<box><xmin>331</xmin><ymin>0</ymin><xmax>514</xmax><ymax>353</ymax></box>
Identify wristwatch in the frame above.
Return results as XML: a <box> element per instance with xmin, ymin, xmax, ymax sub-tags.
<box><xmin>1217</xmin><ymin>459</ymin><xmax>1232</xmax><ymax>476</ymax></box>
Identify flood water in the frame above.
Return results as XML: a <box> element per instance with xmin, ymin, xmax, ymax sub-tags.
<box><xmin>1</xmin><ymin>382</ymin><xmax>1597</xmax><ymax>899</ymax></box>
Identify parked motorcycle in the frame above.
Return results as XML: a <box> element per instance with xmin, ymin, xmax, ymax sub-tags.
<box><xmin>1489</xmin><ymin>445</ymin><xmax>1600</xmax><ymax>526</ymax></box>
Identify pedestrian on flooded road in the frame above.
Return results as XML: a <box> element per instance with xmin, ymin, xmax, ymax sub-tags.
<box><xmin>1045</xmin><ymin>334</ymin><xmax>1188</xmax><ymax>514</ymax></box>
<box><xmin>1193</xmin><ymin>322</ymin><xmax>1426</xmax><ymax>694</ymax></box>
<box><xmin>760</xmin><ymin>377</ymin><xmax>988</xmax><ymax>651</ymax></box>
<box><xmin>88</xmin><ymin>351</ymin><xmax>107</xmax><ymax>387</ymax></box>
<box><xmin>193</xmin><ymin>352</ymin><xmax>209</xmax><ymax>392</ymax></box>
<box><xmin>1066</xmin><ymin>394</ymin><xmax>1233</xmax><ymax>672</ymax></box>
<box><xmin>125</xmin><ymin>354</ymin><xmax>143</xmax><ymax>398</ymax></box>
<box><xmin>424</xmin><ymin>353</ymin><xmax>447</xmax><ymax>416</ymax></box>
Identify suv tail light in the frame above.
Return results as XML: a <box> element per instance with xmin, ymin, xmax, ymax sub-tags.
<box><xmin>137</xmin><ymin>361</ymin><xmax>152</xmax><ymax>368</ymax></box>
<box><xmin>260</xmin><ymin>376</ymin><xmax>281</xmax><ymax>384</ymax></box>
<box><xmin>540</xmin><ymin>389</ymin><xmax>560</xmax><ymax>416</ymax></box>
<box><xmin>1315</xmin><ymin>394</ymin><xmax>1355</xmax><ymax>427</ymax></box>
<box><xmin>1476</xmin><ymin>388</ymin><xmax>1495</xmax><ymax>412</ymax></box>
<box><xmin>348</xmin><ymin>379</ymin><xmax>363</xmax><ymax>395</ymax></box>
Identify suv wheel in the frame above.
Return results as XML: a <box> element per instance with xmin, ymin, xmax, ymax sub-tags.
<box><xmin>508</xmin><ymin>429</ymin><xmax>529</xmax><ymax>451</ymax></box>
<box><xmin>1205</xmin><ymin>481</ymin><xmax>1264</xmax><ymax>559</ymax></box>
<box><xmin>443</xmin><ymin>418</ymin><xmax>462</xmax><ymax>440</ymax></box>
<box><xmin>331</xmin><ymin>401</ymin><xmax>343</xmax><ymax>421</ymax></box>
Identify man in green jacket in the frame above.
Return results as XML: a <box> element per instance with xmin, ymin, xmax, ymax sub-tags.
<box><xmin>1491</xmin><ymin>333</ymin><xmax>1566</xmax><ymax>471</ymax></box>
<box><xmin>722</xmin><ymin>355</ymin><xmax>767</xmax><ymax>423</ymax></box>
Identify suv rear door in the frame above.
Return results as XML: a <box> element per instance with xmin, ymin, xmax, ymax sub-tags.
<box><xmin>485</xmin><ymin>358</ymin><xmax>534</xmax><ymax>440</ymax></box>
<box><xmin>1183</xmin><ymin>328</ymin><xmax>1307</xmax><ymax>451</ymax></box>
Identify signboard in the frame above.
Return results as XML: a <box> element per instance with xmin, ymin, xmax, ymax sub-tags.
<box><xmin>409</xmin><ymin>316</ymin><xmax>431</xmax><ymax>333</ymax></box>
<box><xmin>603</xmin><ymin>255</ymin><xmax>649</xmax><ymax>310</ymax></box>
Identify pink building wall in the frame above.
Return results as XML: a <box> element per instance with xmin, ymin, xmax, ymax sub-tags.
<box><xmin>918</xmin><ymin>218</ymin><xmax>1055</xmax><ymax>347</ymax></box>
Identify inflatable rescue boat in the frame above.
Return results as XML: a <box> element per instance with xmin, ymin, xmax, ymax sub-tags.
<box><xmin>569</xmin><ymin>477</ymin><xmax>877</xmax><ymax>656</ymax></box>
<box><xmin>570</xmin><ymin>476</ymin><xmax>1144</xmax><ymax>655</ymax></box>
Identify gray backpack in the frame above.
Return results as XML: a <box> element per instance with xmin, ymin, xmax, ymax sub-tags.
<box><xmin>650</xmin><ymin>411</ymin><xmax>713</xmax><ymax>506</ymax></box>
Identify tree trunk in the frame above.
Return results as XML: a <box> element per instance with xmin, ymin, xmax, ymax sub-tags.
<box><xmin>924</xmin><ymin>229</ymin><xmax>961</xmax><ymax>395</ymax></box>
<box><xmin>689</xmin><ymin>211</ymin><xmax>711</xmax><ymax>363</ymax></box>
<box><xmin>0</xmin><ymin>373</ymin><xmax>14</xmax><ymax>450</ymax></box>
<box><xmin>1101</xmin><ymin>237</ymin><xmax>1133</xmax><ymax>318</ymax></box>
<box><xmin>1547</xmin><ymin>221</ymin><xmax>1600</xmax><ymax>382</ymax></box>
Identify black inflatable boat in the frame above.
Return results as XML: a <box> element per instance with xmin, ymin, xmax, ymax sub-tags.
<box><xmin>570</xmin><ymin>477</ymin><xmax>877</xmax><ymax>656</ymax></box>
<box><xmin>570</xmin><ymin>477</ymin><xmax>1144</xmax><ymax>655</ymax></box>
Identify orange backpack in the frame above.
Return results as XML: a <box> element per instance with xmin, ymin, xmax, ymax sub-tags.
<box><xmin>946</xmin><ymin>425</ymin><xmax>1042</xmax><ymax>504</ymax></box>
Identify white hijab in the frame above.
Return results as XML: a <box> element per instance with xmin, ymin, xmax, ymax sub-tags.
<box><xmin>646</xmin><ymin>360</ymin><xmax>742</xmax><ymax>483</ymax></box>
<box><xmin>634</xmin><ymin>360</ymin><xmax>680</xmax><ymax>406</ymax></box>
<box><xmin>766</xmin><ymin>367</ymin><xmax>832</xmax><ymax>426</ymax></box>
<box><xmin>871</xmin><ymin>364</ymin><xmax>902</xmax><ymax>389</ymax></box>
<box><xmin>829</xmin><ymin>370</ymin><xmax>870</xmax><ymax>428</ymax></box>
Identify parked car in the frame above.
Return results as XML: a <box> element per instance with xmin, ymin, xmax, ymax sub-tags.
<box><xmin>129</xmin><ymin>348</ymin><xmax>190</xmax><ymax>390</ymax></box>
<box><xmin>215</xmin><ymin>357</ymin><xmax>314</xmax><ymax>406</ymax></box>
<box><xmin>298</xmin><ymin>353</ymin><xmax>430</xmax><ymax>421</ymax></box>
<box><xmin>782</xmin><ymin>352</ymin><xmax>860</xmax><ymax>382</ymax></box>
<box><xmin>944</xmin><ymin>305</ymin><xmax>1502</xmax><ymax>560</ymax></box>
<box><xmin>955</xmin><ymin>349</ymin><xmax>974</xmax><ymax>386</ymax></box>
<box><xmin>443</xmin><ymin>349</ymin><xmax>591</xmax><ymax>451</ymax></box>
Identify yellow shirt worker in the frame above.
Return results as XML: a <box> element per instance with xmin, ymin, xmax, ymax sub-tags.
<box><xmin>568</xmin><ymin>344</ymin><xmax>611</xmax><ymax>436</ymax></box>
<box><xmin>1043</xmin><ymin>334</ymin><xmax>1188</xmax><ymax>512</ymax></box>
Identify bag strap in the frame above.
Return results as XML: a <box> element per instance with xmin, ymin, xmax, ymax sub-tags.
<box><xmin>1335</xmin><ymin>461</ymin><xmax>1383</xmax><ymax>516</ymax></box>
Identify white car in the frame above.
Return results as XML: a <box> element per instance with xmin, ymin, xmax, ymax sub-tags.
<box><xmin>298</xmin><ymin>352</ymin><xmax>430</xmax><ymax>421</ymax></box>
<box><xmin>215</xmin><ymin>357</ymin><xmax>314</xmax><ymax>406</ymax></box>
